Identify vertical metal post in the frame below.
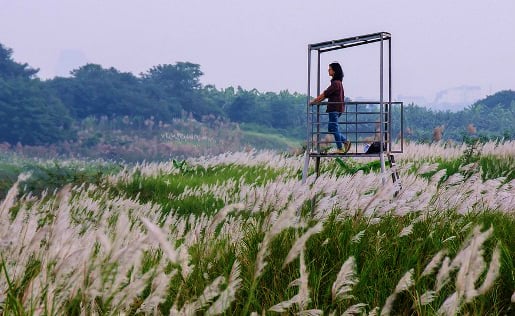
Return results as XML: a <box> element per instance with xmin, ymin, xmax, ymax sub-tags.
<box><xmin>302</xmin><ymin>47</ymin><xmax>312</xmax><ymax>184</ymax></box>
<box><xmin>315</xmin><ymin>51</ymin><xmax>321</xmax><ymax>178</ymax></box>
<box><xmin>388</xmin><ymin>37</ymin><xmax>392</xmax><ymax>152</ymax></box>
<box><xmin>315</xmin><ymin>51</ymin><xmax>321</xmax><ymax>155</ymax></box>
<box><xmin>354</xmin><ymin>103</ymin><xmax>357</xmax><ymax>151</ymax></box>
<box><xmin>307</xmin><ymin>47</ymin><xmax>312</xmax><ymax>151</ymax></box>
<box><xmin>317</xmin><ymin>51</ymin><xmax>321</xmax><ymax>95</ymax></box>
<box><xmin>400</xmin><ymin>102</ymin><xmax>404</xmax><ymax>153</ymax></box>
<box><xmin>379</xmin><ymin>35</ymin><xmax>386</xmax><ymax>183</ymax></box>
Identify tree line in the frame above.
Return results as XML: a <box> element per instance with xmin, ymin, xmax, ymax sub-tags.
<box><xmin>0</xmin><ymin>42</ymin><xmax>514</xmax><ymax>147</ymax></box>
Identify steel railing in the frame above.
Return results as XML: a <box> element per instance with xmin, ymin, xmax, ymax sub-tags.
<box><xmin>307</xmin><ymin>101</ymin><xmax>403</xmax><ymax>157</ymax></box>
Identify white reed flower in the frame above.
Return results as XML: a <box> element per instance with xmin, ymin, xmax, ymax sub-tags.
<box><xmin>205</xmin><ymin>203</ymin><xmax>245</xmax><ymax>238</ymax></box>
<box><xmin>418</xmin><ymin>290</ymin><xmax>436</xmax><ymax>306</ymax></box>
<box><xmin>476</xmin><ymin>242</ymin><xmax>501</xmax><ymax>296</ymax></box>
<box><xmin>445</xmin><ymin>173</ymin><xmax>464</xmax><ymax>186</ymax></box>
<box><xmin>454</xmin><ymin>225</ymin><xmax>493</xmax><ymax>297</ymax></box>
<box><xmin>254</xmin><ymin>238</ymin><xmax>270</xmax><ymax>281</ymax></box>
<box><xmin>380</xmin><ymin>294</ymin><xmax>396</xmax><ymax>316</ymax></box>
<box><xmin>459</xmin><ymin>221</ymin><xmax>473</xmax><ymax>233</ymax></box>
<box><xmin>332</xmin><ymin>256</ymin><xmax>358</xmax><ymax>302</ymax></box>
<box><xmin>283</xmin><ymin>222</ymin><xmax>324</xmax><ymax>268</ymax></box>
<box><xmin>369</xmin><ymin>217</ymin><xmax>381</xmax><ymax>225</ymax></box>
<box><xmin>288</xmin><ymin>278</ymin><xmax>301</xmax><ymax>288</ymax></box>
<box><xmin>269</xmin><ymin>250</ymin><xmax>310</xmax><ymax>313</ymax></box>
<box><xmin>95</xmin><ymin>230</ymin><xmax>112</xmax><ymax>253</ymax></box>
<box><xmin>298</xmin><ymin>250</ymin><xmax>311</xmax><ymax>310</ymax></box>
<box><xmin>111</xmin><ymin>269</ymin><xmax>154</xmax><ymax>310</ymax></box>
<box><xmin>351</xmin><ymin>230</ymin><xmax>365</xmax><ymax>244</ymax></box>
<box><xmin>368</xmin><ymin>306</ymin><xmax>379</xmax><ymax>316</ymax></box>
<box><xmin>297</xmin><ymin>309</ymin><xmax>324</xmax><ymax>316</ymax></box>
<box><xmin>436</xmin><ymin>257</ymin><xmax>453</xmax><ymax>292</ymax></box>
<box><xmin>140</xmin><ymin>217</ymin><xmax>179</xmax><ymax>264</ymax></box>
<box><xmin>430</xmin><ymin>169</ymin><xmax>448</xmax><ymax>185</ymax></box>
<box><xmin>255</xmin><ymin>205</ymin><xmax>299</xmax><ymax>280</ymax></box>
<box><xmin>380</xmin><ymin>269</ymin><xmax>414</xmax><ymax>316</ymax></box>
<box><xmin>342</xmin><ymin>303</ymin><xmax>367</xmax><ymax>315</ymax></box>
<box><xmin>269</xmin><ymin>295</ymin><xmax>301</xmax><ymax>313</ymax></box>
<box><xmin>442</xmin><ymin>236</ymin><xmax>456</xmax><ymax>243</ymax></box>
<box><xmin>178</xmin><ymin>245</ymin><xmax>194</xmax><ymax>279</ymax></box>
<box><xmin>314</xmin><ymin>195</ymin><xmax>337</xmax><ymax>220</ymax></box>
<box><xmin>193</xmin><ymin>275</ymin><xmax>225</xmax><ymax>311</ymax></box>
<box><xmin>395</xmin><ymin>269</ymin><xmax>414</xmax><ymax>293</ymax></box>
<box><xmin>437</xmin><ymin>292</ymin><xmax>461</xmax><ymax>316</ymax></box>
<box><xmin>417</xmin><ymin>163</ymin><xmax>439</xmax><ymax>175</ymax></box>
<box><xmin>399</xmin><ymin>224</ymin><xmax>413</xmax><ymax>237</ymax></box>
<box><xmin>421</xmin><ymin>250</ymin><xmax>447</xmax><ymax>277</ymax></box>
<box><xmin>206</xmin><ymin>260</ymin><xmax>242</xmax><ymax>315</ymax></box>
<box><xmin>136</xmin><ymin>270</ymin><xmax>172</xmax><ymax>313</ymax></box>
<box><xmin>169</xmin><ymin>304</ymin><xmax>197</xmax><ymax>316</ymax></box>
<box><xmin>0</xmin><ymin>174</ymin><xmax>24</xmax><ymax>216</ymax></box>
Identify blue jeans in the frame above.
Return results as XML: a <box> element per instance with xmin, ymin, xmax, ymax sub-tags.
<box><xmin>328</xmin><ymin>112</ymin><xmax>347</xmax><ymax>149</ymax></box>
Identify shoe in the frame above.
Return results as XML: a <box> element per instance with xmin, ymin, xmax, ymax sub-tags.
<box><xmin>343</xmin><ymin>141</ymin><xmax>351</xmax><ymax>153</ymax></box>
<box><xmin>327</xmin><ymin>148</ymin><xmax>345</xmax><ymax>154</ymax></box>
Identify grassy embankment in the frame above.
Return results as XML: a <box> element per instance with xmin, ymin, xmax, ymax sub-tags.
<box><xmin>0</xmin><ymin>141</ymin><xmax>514</xmax><ymax>315</ymax></box>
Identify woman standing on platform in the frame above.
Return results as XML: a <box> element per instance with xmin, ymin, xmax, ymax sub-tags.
<box><xmin>310</xmin><ymin>62</ymin><xmax>351</xmax><ymax>153</ymax></box>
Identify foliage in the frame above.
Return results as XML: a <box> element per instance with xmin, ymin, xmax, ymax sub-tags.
<box><xmin>0</xmin><ymin>43</ymin><xmax>38</xmax><ymax>79</ymax></box>
<box><xmin>0</xmin><ymin>154</ymin><xmax>121</xmax><ymax>199</ymax></box>
<box><xmin>113</xmin><ymin>162</ymin><xmax>280</xmax><ymax>217</ymax></box>
<box><xmin>399</xmin><ymin>91</ymin><xmax>515</xmax><ymax>143</ymax></box>
<box><xmin>332</xmin><ymin>157</ymin><xmax>385</xmax><ymax>175</ymax></box>
<box><xmin>0</xmin><ymin>44</ymin><xmax>75</xmax><ymax>145</ymax></box>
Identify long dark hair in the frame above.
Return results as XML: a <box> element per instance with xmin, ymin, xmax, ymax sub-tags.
<box><xmin>329</xmin><ymin>62</ymin><xmax>344</xmax><ymax>81</ymax></box>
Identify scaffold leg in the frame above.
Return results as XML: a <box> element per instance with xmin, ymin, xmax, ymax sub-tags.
<box><xmin>302</xmin><ymin>151</ymin><xmax>310</xmax><ymax>184</ymax></box>
<box><xmin>315</xmin><ymin>156</ymin><xmax>321</xmax><ymax>178</ymax></box>
<box><xmin>380</xmin><ymin>152</ymin><xmax>386</xmax><ymax>185</ymax></box>
<box><xmin>388</xmin><ymin>154</ymin><xmax>402</xmax><ymax>197</ymax></box>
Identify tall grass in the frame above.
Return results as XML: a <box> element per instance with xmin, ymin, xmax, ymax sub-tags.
<box><xmin>0</xmin><ymin>141</ymin><xmax>514</xmax><ymax>315</ymax></box>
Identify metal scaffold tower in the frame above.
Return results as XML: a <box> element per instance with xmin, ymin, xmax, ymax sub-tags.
<box><xmin>302</xmin><ymin>32</ymin><xmax>404</xmax><ymax>187</ymax></box>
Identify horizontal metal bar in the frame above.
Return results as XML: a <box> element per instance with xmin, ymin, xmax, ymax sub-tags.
<box><xmin>309</xmin><ymin>32</ymin><xmax>391</xmax><ymax>51</ymax></box>
<box><xmin>319</xmin><ymin>39</ymin><xmax>385</xmax><ymax>53</ymax></box>
<box><xmin>309</xmin><ymin>123</ymin><xmax>388</xmax><ymax>127</ymax></box>
<box><xmin>308</xmin><ymin>153</ymin><xmax>383</xmax><ymax>158</ymax></box>
<box><xmin>309</xmin><ymin>140</ymin><xmax>386</xmax><ymax>145</ymax></box>
<box><xmin>311</xmin><ymin>101</ymin><xmax>402</xmax><ymax>105</ymax></box>
<box><xmin>309</xmin><ymin>112</ymin><xmax>385</xmax><ymax>115</ymax></box>
<box><xmin>346</xmin><ymin>101</ymin><xmax>403</xmax><ymax>105</ymax></box>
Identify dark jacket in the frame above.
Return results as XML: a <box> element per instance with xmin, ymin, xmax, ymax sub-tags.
<box><xmin>324</xmin><ymin>79</ymin><xmax>345</xmax><ymax>112</ymax></box>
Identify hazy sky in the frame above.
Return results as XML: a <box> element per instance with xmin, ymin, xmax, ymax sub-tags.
<box><xmin>1</xmin><ymin>0</ymin><xmax>514</xmax><ymax>109</ymax></box>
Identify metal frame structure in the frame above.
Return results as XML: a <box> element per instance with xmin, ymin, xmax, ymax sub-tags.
<box><xmin>302</xmin><ymin>32</ymin><xmax>404</xmax><ymax>183</ymax></box>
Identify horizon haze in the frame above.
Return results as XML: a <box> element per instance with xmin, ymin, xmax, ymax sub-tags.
<box><xmin>1</xmin><ymin>0</ymin><xmax>514</xmax><ymax>111</ymax></box>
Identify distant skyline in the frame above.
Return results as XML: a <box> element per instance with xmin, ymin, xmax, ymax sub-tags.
<box><xmin>1</xmin><ymin>0</ymin><xmax>514</xmax><ymax>110</ymax></box>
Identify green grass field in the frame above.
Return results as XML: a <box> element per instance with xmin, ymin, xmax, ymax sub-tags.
<box><xmin>0</xmin><ymin>141</ymin><xmax>514</xmax><ymax>315</ymax></box>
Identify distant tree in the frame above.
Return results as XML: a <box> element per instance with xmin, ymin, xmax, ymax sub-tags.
<box><xmin>142</xmin><ymin>62</ymin><xmax>222</xmax><ymax>119</ymax></box>
<box><xmin>48</xmin><ymin>64</ymin><xmax>174</xmax><ymax>120</ymax></box>
<box><xmin>142</xmin><ymin>62</ymin><xmax>202</xmax><ymax>92</ymax></box>
<box><xmin>0</xmin><ymin>43</ymin><xmax>74</xmax><ymax>145</ymax></box>
<box><xmin>471</xmin><ymin>90</ymin><xmax>515</xmax><ymax>109</ymax></box>
<box><xmin>225</xmin><ymin>87</ymin><xmax>261</xmax><ymax>123</ymax></box>
<box><xmin>199</xmin><ymin>84</ymin><xmax>230</xmax><ymax>119</ymax></box>
<box><xmin>0</xmin><ymin>43</ymin><xmax>39</xmax><ymax>79</ymax></box>
<box><xmin>0</xmin><ymin>77</ymin><xmax>74</xmax><ymax>145</ymax></box>
<box><xmin>268</xmin><ymin>91</ymin><xmax>305</xmax><ymax>134</ymax></box>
